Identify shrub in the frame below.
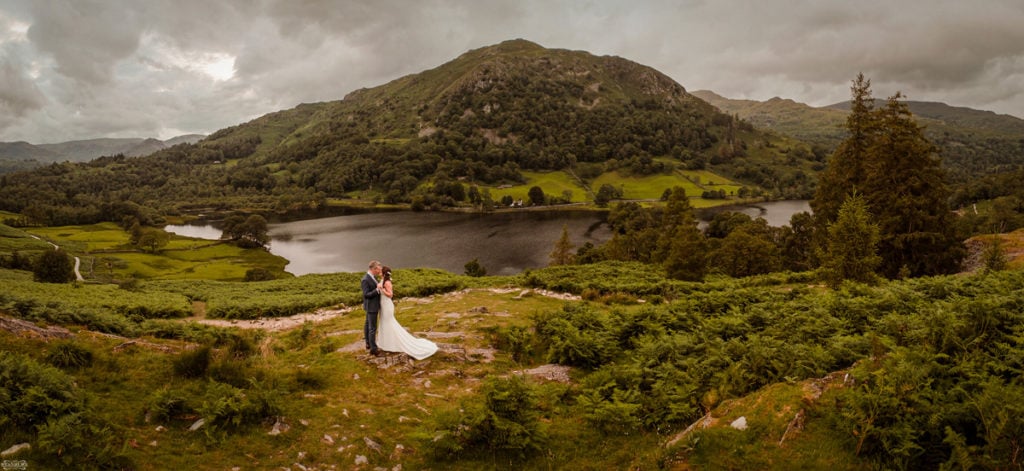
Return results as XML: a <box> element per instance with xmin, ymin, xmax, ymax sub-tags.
<box><xmin>33</xmin><ymin>248</ymin><xmax>75</xmax><ymax>283</ymax></box>
<box><xmin>533</xmin><ymin>304</ymin><xmax>619</xmax><ymax>369</ymax></box>
<box><xmin>199</xmin><ymin>380</ymin><xmax>282</xmax><ymax>441</ymax></box>
<box><xmin>208</xmin><ymin>357</ymin><xmax>256</xmax><ymax>388</ymax></box>
<box><xmin>148</xmin><ymin>387</ymin><xmax>193</xmax><ymax>423</ymax></box>
<box><xmin>173</xmin><ymin>346</ymin><xmax>212</xmax><ymax>378</ymax></box>
<box><xmin>244</xmin><ymin>267</ymin><xmax>275</xmax><ymax>282</ymax></box>
<box><xmin>488</xmin><ymin>325</ymin><xmax>536</xmax><ymax>363</ymax></box>
<box><xmin>0</xmin><ymin>351</ymin><xmax>84</xmax><ymax>429</ymax></box>
<box><xmin>45</xmin><ymin>341</ymin><xmax>94</xmax><ymax>369</ymax></box>
<box><xmin>421</xmin><ymin>375</ymin><xmax>546</xmax><ymax>460</ymax></box>
<box><xmin>36</xmin><ymin>411</ymin><xmax>130</xmax><ymax>468</ymax></box>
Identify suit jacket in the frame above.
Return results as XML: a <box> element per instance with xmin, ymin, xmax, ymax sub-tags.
<box><xmin>362</xmin><ymin>272</ymin><xmax>381</xmax><ymax>313</ymax></box>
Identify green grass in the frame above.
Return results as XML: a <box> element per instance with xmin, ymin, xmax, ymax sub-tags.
<box><xmin>485</xmin><ymin>168</ymin><xmax>748</xmax><ymax>208</ymax></box>
<box><xmin>674</xmin><ymin>381</ymin><xmax>865</xmax><ymax>470</ymax></box>
<box><xmin>2</xmin><ymin>262</ymin><xmax>1023</xmax><ymax>469</ymax></box>
<box><xmin>487</xmin><ymin>170</ymin><xmax>588</xmax><ymax>203</ymax></box>
<box><xmin>0</xmin><ymin>223</ymin><xmax>52</xmax><ymax>252</ymax></box>
<box><xmin>18</xmin><ymin>222</ymin><xmax>290</xmax><ymax>282</ymax></box>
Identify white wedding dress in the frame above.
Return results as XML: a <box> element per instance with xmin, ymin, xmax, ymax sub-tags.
<box><xmin>377</xmin><ymin>293</ymin><xmax>438</xmax><ymax>360</ymax></box>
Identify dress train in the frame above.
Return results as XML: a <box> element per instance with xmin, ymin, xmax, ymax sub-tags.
<box><xmin>376</xmin><ymin>295</ymin><xmax>438</xmax><ymax>360</ymax></box>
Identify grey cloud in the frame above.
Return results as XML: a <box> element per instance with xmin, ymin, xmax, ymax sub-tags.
<box><xmin>27</xmin><ymin>0</ymin><xmax>144</xmax><ymax>84</ymax></box>
<box><xmin>0</xmin><ymin>58</ymin><xmax>46</xmax><ymax>131</ymax></box>
<box><xmin>3</xmin><ymin>0</ymin><xmax>1024</xmax><ymax>143</ymax></box>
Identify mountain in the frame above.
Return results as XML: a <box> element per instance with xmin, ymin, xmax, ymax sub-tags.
<box><xmin>692</xmin><ymin>90</ymin><xmax>848</xmax><ymax>146</ymax></box>
<box><xmin>693</xmin><ymin>90</ymin><xmax>1024</xmax><ymax>182</ymax></box>
<box><xmin>0</xmin><ymin>39</ymin><xmax>822</xmax><ymax>223</ymax></box>
<box><xmin>0</xmin><ymin>141</ymin><xmax>62</xmax><ymax>161</ymax></box>
<box><xmin>0</xmin><ymin>134</ymin><xmax>207</xmax><ymax>173</ymax></box>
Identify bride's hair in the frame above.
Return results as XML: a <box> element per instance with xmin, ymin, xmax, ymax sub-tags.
<box><xmin>382</xmin><ymin>266</ymin><xmax>392</xmax><ymax>282</ymax></box>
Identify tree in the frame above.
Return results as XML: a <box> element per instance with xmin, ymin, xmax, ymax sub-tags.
<box><xmin>811</xmin><ymin>74</ymin><xmax>964</xmax><ymax>278</ymax></box>
<box><xmin>708</xmin><ymin>223</ymin><xmax>781</xmax><ymax>277</ymax></box>
<box><xmin>981</xmin><ymin>236</ymin><xmax>1008</xmax><ymax>273</ymax></box>
<box><xmin>549</xmin><ymin>225</ymin><xmax>575</xmax><ymax>266</ymax></box>
<box><xmin>811</xmin><ymin>73</ymin><xmax>877</xmax><ymax>226</ymax></box>
<box><xmin>595</xmin><ymin>184</ymin><xmax>622</xmax><ymax>207</ymax></box>
<box><xmin>861</xmin><ymin>93</ymin><xmax>965</xmax><ymax>277</ymax></box>
<box><xmin>658</xmin><ymin>187</ymin><xmax>708</xmax><ymax>280</ymax></box>
<box><xmin>818</xmin><ymin>194</ymin><xmax>881</xmax><ymax>288</ymax></box>
<box><xmin>464</xmin><ymin>258</ymin><xmax>487</xmax><ymax>277</ymax></box>
<box><xmin>481</xmin><ymin>188</ymin><xmax>495</xmax><ymax>212</ymax></box>
<box><xmin>223</xmin><ymin>214</ymin><xmax>270</xmax><ymax>249</ymax></box>
<box><xmin>528</xmin><ymin>186</ymin><xmax>546</xmax><ymax>206</ymax></box>
<box><xmin>780</xmin><ymin>211</ymin><xmax>816</xmax><ymax>271</ymax></box>
<box><xmin>136</xmin><ymin>227</ymin><xmax>170</xmax><ymax>253</ymax></box>
<box><xmin>33</xmin><ymin>248</ymin><xmax>75</xmax><ymax>283</ymax></box>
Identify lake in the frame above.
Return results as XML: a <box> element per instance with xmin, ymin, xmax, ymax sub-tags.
<box><xmin>166</xmin><ymin>200</ymin><xmax>811</xmax><ymax>276</ymax></box>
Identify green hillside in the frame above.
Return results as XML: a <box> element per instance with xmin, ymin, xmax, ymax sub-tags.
<box><xmin>2</xmin><ymin>263</ymin><xmax>1022</xmax><ymax>469</ymax></box>
<box><xmin>0</xmin><ymin>40</ymin><xmax>820</xmax><ymax>225</ymax></box>
<box><xmin>694</xmin><ymin>90</ymin><xmax>1024</xmax><ymax>183</ymax></box>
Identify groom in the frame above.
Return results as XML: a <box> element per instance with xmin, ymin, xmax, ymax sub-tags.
<box><xmin>361</xmin><ymin>260</ymin><xmax>384</xmax><ymax>355</ymax></box>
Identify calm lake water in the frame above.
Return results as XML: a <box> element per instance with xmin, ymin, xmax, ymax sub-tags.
<box><xmin>166</xmin><ymin>201</ymin><xmax>811</xmax><ymax>276</ymax></box>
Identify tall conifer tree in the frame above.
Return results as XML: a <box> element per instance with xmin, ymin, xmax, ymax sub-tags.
<box><xmin>862</xmin><ymin>93</ymin><xmax>964</xmax><ymax>277</ymax></box>
<box><xmin>811</xmin><ymin>73</ymin><xmax>876</xmax><ymax>225</ymax></box>
<box><xmin>658</xmin><ymin>187</ymin><xmax>708</xmax><ymax>280</ymax></box>
<box><xmin>812</xmin><ymin>75</ymin><xmax>964</xmax><ymax>278</ymax></box>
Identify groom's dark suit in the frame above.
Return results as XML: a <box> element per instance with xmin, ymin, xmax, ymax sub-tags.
<box><xmin>362</xmin><ymin>272</ymin><xmax>381</xmax><ymax>353</ymax></box>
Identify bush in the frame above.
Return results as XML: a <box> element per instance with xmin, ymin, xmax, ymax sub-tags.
<box><xmin>0</xmin><ymin>351</ymin><xmax>84</xmax><ymax>429</ymax></box>
<box><xmin>533</xmin><ymin>304</ymin><xmax>619</xmax><ymax>369</ymax></box>
<box><xmin>199</xmin><ymin>380</ymin><xmax>282</xmax><ymax>441</ymax></box>
<box><xmin>35</xmin><ymin>411</ymin><xmax>131</xmax><ymax>468</ymax></box>
<box><xmin>33</xmin><ymin>248</ymin><xmax>75</xmax><ymax>283</ymax></box>
<box><xmin>148</xmin><ymin>387</ymin><xmax>193</xmax><ymax>423</ymax></box>
<box><xmin>173</xmin><ymin>346</ymin><xmax>212</xmax><ymax>378</ymax></box>
<box><xmin>244</xmin><ymin>267</ymin><xmax>275</xmax><ymax>282</ymax></box>
<box><xmin>421</xmin><ymin>375</ymin><xmax>547</xmax><ymax>460</ymax></box>
<box><xmin>45</xmin><ymin>341</ymin><xmax>94</xmax><ymax>369</ymax></box>
<box><xmin>487</xmin><ymin>325</ymin><xmax>536</xmax><ymax>363</ymax></box>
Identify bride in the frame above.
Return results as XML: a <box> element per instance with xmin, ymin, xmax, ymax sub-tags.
<box><xmin>376</xmin><ymin>266</ymin><xmax>438</xmax><ymax>360</ymax></box>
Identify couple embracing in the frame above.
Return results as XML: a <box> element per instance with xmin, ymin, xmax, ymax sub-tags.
<box><xmin>361</xmin><ymin>260</ymin><xmax>438</xmax><ymax>360</ymax></box>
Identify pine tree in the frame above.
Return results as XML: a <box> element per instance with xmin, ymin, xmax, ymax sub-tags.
<box><xmin>549</xmin><ymin>225</ymin><xmax>575</xmax><ymax>266</ymax></box>
<box><xmin>658</xmin><ymin>187</ymin><xmax>708</xmax><ymax>280</ymax></box>
<box><xmin>811</xmin><ymin>75</ymin><xmax>965</xmax><ymax>278</ymax></box>
<box><xmin>819</xmin><ymin>194</ymin><xmax>881</xmax><ymax>288</ymax></box>
<box><xmin>862</xmin><ymin>93</ymin><xmax>964</xmax><ymax>277</ymax></box>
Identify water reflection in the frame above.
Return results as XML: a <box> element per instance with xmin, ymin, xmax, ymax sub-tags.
<box><xmin>165</xmin><ymin>201</ymin><xmax>811</xmax><ymax>276</ymax></box>
<box><xmin>170</xmin><ymin>210</ymin><xmax>611</xmax><ymax>276</ymax></box>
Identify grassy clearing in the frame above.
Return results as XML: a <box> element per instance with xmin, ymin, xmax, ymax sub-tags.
<box><xmin>487</xmin><ymin>170</ymin><xmax>588</xmax><ymax>203</ymax></box>
<box><xmin>486</xmin><ymin>168</ymin><xmax>748</xmax><ymax>208</ymax></box>
<box><xmin>0</xmin><ymin>287</ymin><xmax>600</xmax><ymax>470</ymax></box>
<box><xmin>15</xmin><ymin>222</ymin><xmax>291</xmax><ymax>282</ymax></box>
<box><xmin>0</xmin><ymin>224</ymin><xmax>52</xmax><ymax>253</ymax></box>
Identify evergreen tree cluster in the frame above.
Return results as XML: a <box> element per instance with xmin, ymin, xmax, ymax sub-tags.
<box><xmin>811</xmin><ymin>74</ymin><xmax>964</xmax><ymax>278</ymax></box>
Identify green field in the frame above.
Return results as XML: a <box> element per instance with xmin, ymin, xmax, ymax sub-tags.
<box><xmin>14</xmin><ymin>222</ymin><xmax>290</xmax><ymax>282</ymax></box>
<box><xmin>486</xmin><ymin>168</ymin><xmax>748</xmax><ymax>207</ymax></box>
<box><xmin>488</xmin><ymin>170</ymin><xmax>588</xmax><ymax>203</ymax></box>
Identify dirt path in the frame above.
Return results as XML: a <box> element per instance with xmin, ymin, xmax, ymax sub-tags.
<box><xmin>187</xmin><ymin>287</ymin><xmax>581</xmax><ymax>331</ymax></box>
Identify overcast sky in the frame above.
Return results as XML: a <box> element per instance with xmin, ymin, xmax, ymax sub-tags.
<box><xmin>1</xmin><ymin>0</ymin><xmax>1022</xmax><ymax>144</ymax></box>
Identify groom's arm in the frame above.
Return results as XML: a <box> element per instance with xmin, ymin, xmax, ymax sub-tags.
<box><xmin>362</xmin><ymin>277</ymin><xmax>378</xmax><ymax>299</ymax></box>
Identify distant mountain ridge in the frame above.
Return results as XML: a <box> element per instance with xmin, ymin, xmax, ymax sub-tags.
<box><xmin>693</xmin><ymin>90</ymin><xmax>1024</xmax><ymax>181</ymax></box>
<box><xmin>0</xmin><ymin>134</ymin><xmax>207</xmax><ymax>173</ymax></box>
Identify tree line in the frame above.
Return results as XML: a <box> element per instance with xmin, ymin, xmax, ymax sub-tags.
<box><xmin>560</xmin><ymin>75</ymin><xmax>968</xmax><ymax>283</ymax></box>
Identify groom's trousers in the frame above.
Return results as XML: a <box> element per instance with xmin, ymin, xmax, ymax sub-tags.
<box><xmin>365</xmin><ymin>310</ymin><xmax>380</xmax><ymax>351</ymax></box>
